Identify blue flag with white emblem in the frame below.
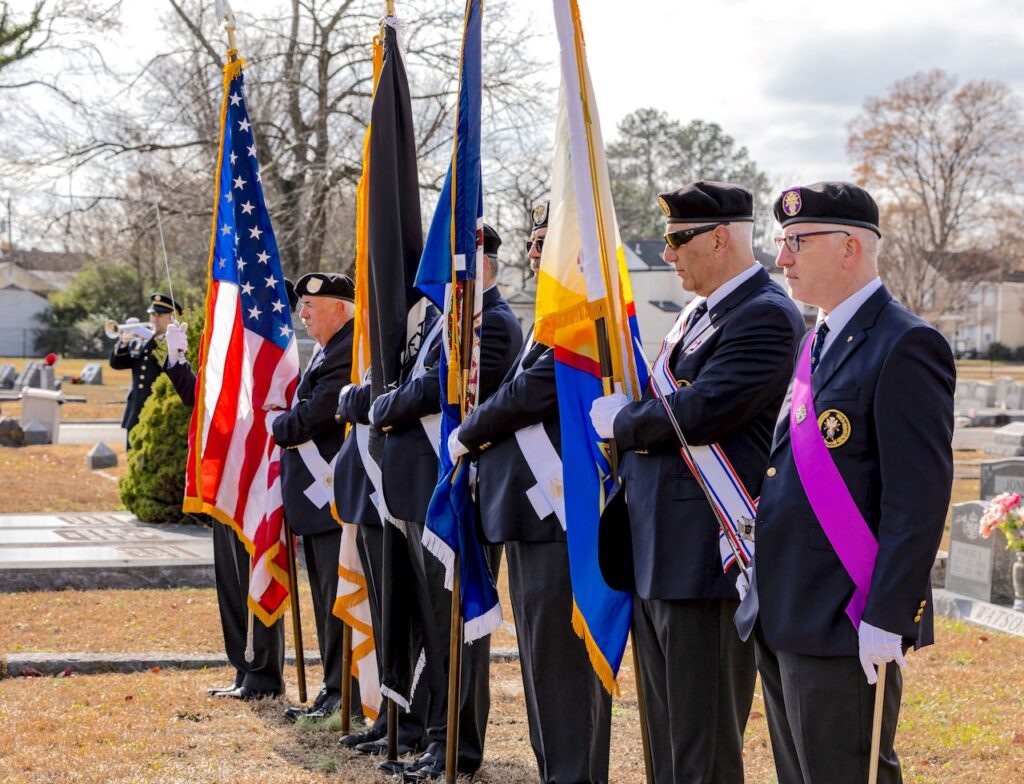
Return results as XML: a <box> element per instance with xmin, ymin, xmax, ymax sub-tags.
<box><xmin>415</xmin><ymin>0</ymin><xmax>501</xmax><ymax>643</ymax></box>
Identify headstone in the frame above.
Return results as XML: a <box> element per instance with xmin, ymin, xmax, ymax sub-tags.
<box><xmin>22</xmin><ymin>419</ymin><xmax>50</xmax><ymax>445</ymax></box>
<box><xmin>0</xmin><ymin>364</ymin><xmax>15</xmax><ymax>389</ymax></box>
<box><xmin>946</xmin><ymin>501</ymin><xmax>1015</xmax><ymax>604</ymax></box>
<box><xmin>1006</xmin><ymin>383</ymin><xmax>1024</xmax><ymax>411</ymax></box>
<box><xmin>18</xmin><ymin>387</ymin><xmax>63</xmax><ymax>443</ymax></box>
<box><xmin>974</xmin><ymin>381</ymin><xmax>996</xmax><ymax>407</ymax></box>
<box><xmin>980</xmin><ymin>458</ymin><xmax>1024</xmax><ymax>499</ymax></box>
<box><xmin>0</xmin><ymin>416</ymin><xmax>24</xmax><ymax>447</ymax></box>
<box><xmin>14</xmin><ymin>361</ymin><xmax>42</xmax><ymax>390</ymax></box>
<box><xmin>79</xmin><ymin>364</ymin><xmax>103</xmax><ymax>385</ymax></box>
<box><xmin>86</xmin><ymin>442</ymin><xmax>118</xmax><ymax>470</ymax></box>
<box><xmin>995</xmin><ymin>377</ymin><xmax>1013</xmax><ymax>408</ymax></box>
<box><xmin>984</xmin><ymin>423</ymin><xmax>1024</xmax><ymax>457</ymax></box>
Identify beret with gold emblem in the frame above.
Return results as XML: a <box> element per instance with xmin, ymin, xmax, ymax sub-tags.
<box><xmin>295</xmin><ymin>272</ymin><xmax>355</xmax><ymax>301</ymax></box>
<box><xmin>657</xmin><ymin>181</ymin><xmax>754</xmax><ymax>224</ymax></box>
<box><xmin>531</xmin><ymin>201</ymin><xmax>549</xmax><ymax>231</ymax></box>
<box><xmin>773</xmin><ymin>181</ymin><xmax>881</xmax><ymax>237</ymax></box>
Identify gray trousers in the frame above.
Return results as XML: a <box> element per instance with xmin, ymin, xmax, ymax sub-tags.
<box><xmin>633</xmin><ymin>597</ymin><xmax>755</xmax><ymax>784</ymax></box>
<box><xmin>212</xmin><ymin>521</ymin><xmax>284</xmax><ymax>693</ymax></box>
<box><xmin>754</xmin><ymin>629</ymin><xmax>903</xmax><ymax>784</ymax></box>
<box><xmin>507</xmin><ymin>540</ymin><xmax>611</xmax><ymax>784</ymax></box>
<box><xmin>408</xmin><ymin>520</ymin><xmax>500</xmax><ymax>772</ymax></box>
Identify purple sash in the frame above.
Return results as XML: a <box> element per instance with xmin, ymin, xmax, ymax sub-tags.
<box><xmin>790</xmin><ymin>335</ymin><xmax>878</xmax><ymax>628</ymax></box>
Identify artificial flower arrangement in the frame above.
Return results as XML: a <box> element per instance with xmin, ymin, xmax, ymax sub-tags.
<box><xmin>979</xmin><ymin>492</ymin><xmax>1024</xmax><ymax>552</ymax></box>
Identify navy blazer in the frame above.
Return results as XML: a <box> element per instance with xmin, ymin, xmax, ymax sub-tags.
<box><xmin>459</xmin><ymin>336</ymin><xmax>563</xmax><ymax>543</ymax></box>
<box><xmin>273</xmin><ymin>320</ymin><xmax>353</xmax><ymax>536</ymax></box>
<box><xmin>749</xmin><ymin>286</ymin><xmax>955</xmax><ymax>657</ymax></box>
<box><xmin>333</xmin><ymin>382</ymin><xmax>381</xmax><ymax>528</ymax></box>
<box><xmin>377</xmin><ymin>287</ymin><xmax>524</xmax><ymax>524</ymax></box>
<box><xmin>110</xmin><ymin>337</ymin><xmax>165</xmax><ymax>432</ymax></box>
<box><xmin>611</xmin><ymin>268</ymin><xmax>805</xmax><ymax>601</ymax></box>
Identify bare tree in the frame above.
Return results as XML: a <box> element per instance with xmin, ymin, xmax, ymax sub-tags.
<box><xmin>848</xmin><ymin>69</ymin><xmax>1024</xmax><ymax>319</ymax></box>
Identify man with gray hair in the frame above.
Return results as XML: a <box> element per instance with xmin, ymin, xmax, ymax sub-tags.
<box><xmin>590</xmin><ymin>182</ymin><xmax>804</xmax><ymax>782</ymax></box>
<box><xmin>735</xmin><ymin>182</ymin><xmax>955</xmax><ymax>783</ymax></box>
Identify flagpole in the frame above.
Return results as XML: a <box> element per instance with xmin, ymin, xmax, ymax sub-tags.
<box><xmin>868</xmin><ymin>663</ymin><xmax>887</xmax><ymax>784</ymax></box>
<box><xmin>284</xmin><ymin>520</ymin><xmax>308</xmax><ymax>703</ymax></box>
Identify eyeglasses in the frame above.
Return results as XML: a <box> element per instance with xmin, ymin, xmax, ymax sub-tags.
<box><xmin>664</xmin><ymin>222</ymin><xmax>728</xmax><ymax>250</ymax></box>
<box><xmin>774</xmin><ymin>230</ymin><xmax>850</xmax><ymax>253</ymax></box>
<box><xmin>525</xmin><ymin>237</ymin><xmax>544</xmax><ymax>254</ymax></box>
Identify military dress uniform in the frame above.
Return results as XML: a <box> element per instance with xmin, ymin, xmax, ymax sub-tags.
<box><xmin>458</xmin><ymin>325</ymin><xmax>612</xmax><ymax>784</ymax></box>
<box><xmin>736</xmin><ymin>183</ymin><xmax>956</xmax><ymax>784</ymax></box>
<box><xmin>272</xmin><ymin>272</ymin><xmax>355</xmax><ymax>717</ymax></box>
<box><xmin>603</xmin><ymin>184</ymin><xmax>805</xmax><ymax>784</ymax></box>
<box><xmin>109</xmin><ymin>293</ymin><xmax>182</xmax><ymax>447</ymax></box>
<box><xmin>374</xmin><ymin>229</ymin><xmax>523</xmax><ymax>778</ymax></box>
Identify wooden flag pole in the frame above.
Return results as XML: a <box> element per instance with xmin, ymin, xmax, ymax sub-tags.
<box><xmin>340</xmin><ymin>623</ymin><xmax>353</xmax><ymax>733</ymax></box>
<box><xmin>284</xmin><ymin>521</ymin><xmax>307</xmax><ymax>702</ymax></box>
<box><xmin>868</xmin><ymin>662</ymin><xmax>887</xmax><ymax>784</ymax></box>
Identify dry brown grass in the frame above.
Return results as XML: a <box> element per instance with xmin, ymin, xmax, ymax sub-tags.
<box><xmin>0</xmin><ymin>444</ymin><xmax>127</xmax><ymax>514</ymax></box>
<box><xmin>2</xmin><ymin>616</ymin><xmax>1023</xmax><ymax>783</ymax></box>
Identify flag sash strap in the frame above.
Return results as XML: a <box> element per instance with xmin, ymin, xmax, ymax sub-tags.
<box><xmin>651</xmin><ymin>309</ymin><xmax>756</xmax><ymax>571</ymax></box>
<box><xmin>790</xmin><ymin>335</ymin><xmax>878</xmax><ymax>628</ymax></box>
<box><xmin>295</xmin><ymin>440</ymin><xmax>338</xmax><ymax>510</ymax></box>
<box><xmin>413</xmin><ymin>318</ymin><xmax>444</xmax><ymax>456</ymax></box>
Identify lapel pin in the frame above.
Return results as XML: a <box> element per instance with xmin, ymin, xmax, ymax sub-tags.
<box><xmin>847</xmin><ymin>335</ymin><xmax>853</xmax><ymax>343</ymax></box>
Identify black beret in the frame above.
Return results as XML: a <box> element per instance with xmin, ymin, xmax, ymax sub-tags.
<box><xmin>295</xmin><ymin>272</ymin><xmax>355</xmax><ymax>301</ymax></box>
<box><xmin>147</xmin><ymin>293</ymin><xmax>182</xmax><ymax>315</ymax></box>
<box><xmin>658</xmin><ymin>181</ymin><xmax>754</xmax><ymax>224</ymax></box>
<box><xmin>482</xmin><ymin>223</ymin><xmax>502</xmax><ymax>257</ymax></box>
<box><xmin>774</xmin><ymin>181</ymin><xmax>881</xmax><ymax>237</ymax></box>
<box><xmin>531</xmin><ymin>201</ymin><xmax>549</xmax><ymax>231</ymax></box>
<box><xmin>283</xmin><ymin>277</ymin><xmax>298</xmax><ymax>311</ymax></box>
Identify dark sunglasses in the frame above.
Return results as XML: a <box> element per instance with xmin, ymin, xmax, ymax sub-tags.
<box><xmin>664</xmin><ymin>222</ymin><xmax>728</xmax><ymax>249</ymax></box>
<box><xmin>525</xmin><ymin>237</ymin><xmax>544</xmax><ymax>254</ymax></box>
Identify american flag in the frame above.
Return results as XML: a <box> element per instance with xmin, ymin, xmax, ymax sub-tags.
<box><xmin>183</xmin><ymin>54</ymin><xmax>299</xmax><ymax>625</ymax></box>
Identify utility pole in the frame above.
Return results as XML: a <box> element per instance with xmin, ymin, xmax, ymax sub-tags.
<box><xmin>1</xmin><ymin>196</ymin><xmax>11</xmax><ymax>256</ymax></box>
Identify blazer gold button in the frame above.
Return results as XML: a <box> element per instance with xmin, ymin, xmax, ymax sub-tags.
<box><xmin>919</xmin><ymin>600</ymin><xmax>927</xmax><ymax>608</ymax></box>
<box><xmin>766</xmin><ymin>467</ymin><xmax>777</xmax><ymax>477</ymax></box>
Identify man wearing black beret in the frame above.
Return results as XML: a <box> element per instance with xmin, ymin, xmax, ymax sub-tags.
<box><xmin>372</xmin><ymin>223</ymin><xmax>523</xmax><ymax>780</ymax></box>
<box><xmin>735</xmin><ymin>182</ymin><xmax>955</xmax><ymax>783</ymax></box>
<box><xmin>109</xmin><ymin>292</ymin><xmax>183</xmax><ymax>448</ymax></box>
<box><xmin>272</xmin><ymin>271</ymin><xmax>357</xmax><ymax>721</ymax></box>
<box><xmin>590</xmin><ymin>182</ymin><xmax>804</xmax><ymax>782</ymax></box>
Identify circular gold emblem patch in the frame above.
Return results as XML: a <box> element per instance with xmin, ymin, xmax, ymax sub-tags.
<box><xmin>782</xmin><ymin>189</ymin><xmax>802</xmax><ymax>217</ymax></box>
<box><xmin>532</xmin><ymin>202</ymin><xmax>548</xmax><ymax>226</ymax></box>
<box><xmin>817</xmin><ymin>408</ymin><xmax>851</xmax><ymax>448</ymax></box>
<box><xmin>658</xmin><ymin>195</ymin><xmax>672</xmax><ymax>217</ymax></box>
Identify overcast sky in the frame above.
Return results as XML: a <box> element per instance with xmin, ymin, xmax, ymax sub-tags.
<box><xmin>13</xmin><ymin>0</ymin><xmax>1024</xmax><ymax>191</ymax></box>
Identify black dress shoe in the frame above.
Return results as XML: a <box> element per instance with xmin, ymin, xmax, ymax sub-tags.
<box><xmin>206</xmin><ymin>684</ymin><xmax>240</xmax><ymax>696</ymax></box>
<box><xmin>339</xmin><ymin>725</ymin><xmax>387</xmax><ymax>748</ymax></box>
<box><xmin>215</xmin><ymin>685</ymin><xmax>281</xmax><ymax>702</ymax></box>
<box><xmin>356</xmin><ymin>737</ymin><xmax>413</xmax><ymax>756</ymax></box>
<box><xmin>301</xmin><ymin>694</ymin><xmax>340</xmax><ymax>720</ymax></box>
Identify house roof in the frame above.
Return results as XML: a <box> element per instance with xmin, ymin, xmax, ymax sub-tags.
<box><xmin>0</xmin><ymin>262</ymin><xmax>64</xmax><ymax>294</ymax></box>
<box><xmin>0</xmin><ymin>247</ymin><xmax>91</xmax><ymax>271</ymax></box>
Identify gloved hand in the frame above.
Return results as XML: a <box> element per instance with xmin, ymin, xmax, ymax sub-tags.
<box><xmin>165</xmin><ymin>322</ymin><xmax>188</xmax><ymax>365</ymax></box>
<box><xmin>338</xmin><ymin>384</ymin><xmax>355</xmax><ymax>406</ymax></box>
<box><xmin>448</xmin><ymin>426</ymin><xmax>468</xmax><ymax>459</ymax></box>
<box><xmin>369</xmin><ymin>390</ymin><xmax>394</xmax><ymax>427</ymax></box>
<box><xmin>857</xmin><ymin>619</ymin><xmax>907</xmax><ymax>685</ymax></box>
<box><xmin>735</xmin><ymin>568</ymin><xmax>751</xmax><ymax>602</ymax></box>
<box><xmin>589</xmin><ymin>383</ymin><xmax>628</xmax><ymax>438</ymax></box>
<box><xmin>119</xmin><ymin>316</ymin><xmax>142</xmax><ymax>345</ymax></box>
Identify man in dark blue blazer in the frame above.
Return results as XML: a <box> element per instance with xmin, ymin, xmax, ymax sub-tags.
<box><xmin>372</xmin><ymin>224</ymin><xmax>523</xmax><ymax>780</ymax></box>
<box><xmin>590</xmin><ymin>182</ymin><xmax>804</xmax><ymax>783</ymax></box>
<box><xmin>272</xmin><ymin>272</ymin><xmax>355</xmax><ymax>721</ymax></box>
<box><xmin>735</xmin><ymin>182</ymin><xmax>955</xmax><ymax>784</ymax></box>
<box><xmin>450</xmin><ymin>204</ymin><xmax>612</xmax><ymax>784</ymax></box>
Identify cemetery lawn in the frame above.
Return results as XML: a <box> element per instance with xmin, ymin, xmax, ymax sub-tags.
<box><xmin>0</xmin><ymin>356</ymin><xmax>131</xmax><ymax>422</ymax></box>
<box><xmin>2</xmin><ymin>587</ymin><xmax>1023</xmax><ymax>782</ymax></box>
<box><xmin>0</xmin><ymin>444</ymin><xmax>126</xmax><ymax>514</ymax></box>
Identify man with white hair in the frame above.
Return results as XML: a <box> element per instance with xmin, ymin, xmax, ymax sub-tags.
<box><xmin>273</xmin><ymin>271</ymin><xmax>356</xmax><ymax>721</ymax></box>
<box><xmin>590</xmin><ymin>182</ymin><xmax>804</xmax><ymax>783</ymax></box>
<box><xmin>735</xmin><ymin>182</ymin><xmax>955</xmax><ymax>783</ymax></box>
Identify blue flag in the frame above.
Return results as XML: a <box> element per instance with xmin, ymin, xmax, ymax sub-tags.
<box><xmin>415</xmin><ymin>0</ymin><xmax>501</xmax><ymax>643</ymax></box>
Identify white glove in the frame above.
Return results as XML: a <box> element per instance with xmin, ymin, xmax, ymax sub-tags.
<box><xmin>369</xmin><ymin>390</ymin><xmax>393</xmax><ymax>426</ymax></box>
<box><xmin>165</xmin><ymin>322</ymin><xmax>188</xmax><ymax>365</ymax></box>
<box><xmin>448</xmin><ymin>426</ymin><xmax>468</xmax><ymax>459</ymax></box>
<box><xmin>338</xmin><ymin>383</ymin><xmax>355</xmax><ymax>406</ymax></box>
<box><xmin>857</xmin><ymin>619</ymin><xmax>907</xmax><ymax>685</ymax></box>
<box><xmin>735</xmin><ymin>568</ymin><xmax>750</xmax><ymax>602</ymax></box>
<box><xmin>589</xmin><ymin>383</ymin><xmax>628</xmax><ymax>439</ymax></box>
